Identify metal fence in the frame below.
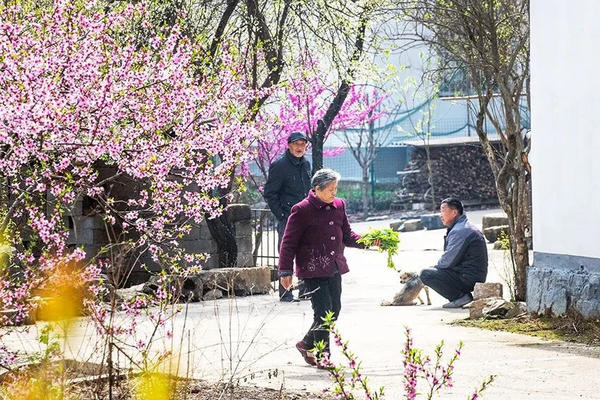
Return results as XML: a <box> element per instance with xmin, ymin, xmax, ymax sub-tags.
<box><xmin>250</xmin><ymin>209</ymin><xmax>279</xmax><ymax>277</ymax></box>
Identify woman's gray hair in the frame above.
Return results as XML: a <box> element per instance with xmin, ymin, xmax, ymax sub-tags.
<box><xmin>311</xmin><ymin>168</ymin><xmax>341</xmax><ymax>190</ymax></box>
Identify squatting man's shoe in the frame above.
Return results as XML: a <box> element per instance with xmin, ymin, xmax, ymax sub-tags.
<box><xmin>442</xmin><ymin>293</ymin><xmax>473</xmax><ymax>308</ymax></box>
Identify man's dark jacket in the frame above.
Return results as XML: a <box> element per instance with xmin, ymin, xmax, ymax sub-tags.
<box><xmin>435</xmin><ymin>214</ymin><xmax>488</xmax><ymax>284</ymax></box>
<box><xmin>263</xmin><ymin>150</ymin><xmax>311</xmax><ymax>221</ymax></box>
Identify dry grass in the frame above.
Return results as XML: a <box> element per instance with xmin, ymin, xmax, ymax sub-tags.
<box><xmin>453</xmin><ymin>312</ymin><xmax>600</xmax><ymax>346</ymax></box>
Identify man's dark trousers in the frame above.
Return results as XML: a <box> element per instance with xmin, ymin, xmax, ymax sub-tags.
<box><xmin>300</xmin><ymin>273</ymin><xmax>342</xmax><ymax>354</ymax></box>
<box><xmin>420</xmin><ymin>268</ymin><xmax>475</xmax><ymax>302</ymax></box>
<box><xmin>277</xmin><ymin>219</ymin><xmax>294</xmax><ymax>301</ymax></box>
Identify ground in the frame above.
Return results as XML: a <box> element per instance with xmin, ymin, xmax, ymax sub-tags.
<box><xmin>4</xmin><ymin>208</ymin><xmax>600</xmax><ymax>399</ymax></box>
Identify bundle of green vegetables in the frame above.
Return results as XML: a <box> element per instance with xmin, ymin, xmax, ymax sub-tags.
<box><xmin>357</xmin><ymin>228</ymin><xmax>400</xmax><ymax>269</ymax></box>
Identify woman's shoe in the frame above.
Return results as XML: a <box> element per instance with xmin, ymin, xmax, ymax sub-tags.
<box><xmin>295</xmin><ymin>341</ymin><xmax>316</xmax><ymax>366</ymax></box>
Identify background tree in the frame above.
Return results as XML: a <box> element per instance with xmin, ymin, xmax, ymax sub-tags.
<box><xmin>336</xmin><ymin>90</ymin><xmax>389</xmax><ymax>218</ymax></box>
<box><xmin>400</xmin><ymin>0</ymin><xmax>531</xmax><ymax>300</ymax></box>
<box><xmin>0</xmin><ymin>0</ymin><xmax>261</xmax><ymax>316</ymax></box>
<box><xmin>398</xmin><ymin>73</ymin><xmax>440</xmax><ymax>211</ymax></box>
<box><xmin>127</xmin><ymin>0</ymin><xmax>398</xmax><ymax>266</ymax></box>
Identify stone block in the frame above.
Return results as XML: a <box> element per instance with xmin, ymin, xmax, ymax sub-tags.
<box><xmin>389</xmin><ymin>221</ymin><xmax>403</xmax><ymax>232</ymax></box>
<box><xmin>493</xmin><ymin>240</ymin><xmax>506</xmax><ymax>250</ymax></box>
<box><xmin>202</xmin><ymin>255</ymin><xmax>220</xmax><ymax>270</ymax></box>
<box><xmin>181</xmin><ymin>224</ymin><xmax>201</xmax><ymax>241</ymax></box>
<box><xmin>468</xmin><ymin>298</ymin><xmax>500</xmax><ymax>319</ymax></box>
<box><xmin>234</xmin><ymin>221</ymin><xmax>252</xmax><ymax>239</ymax></box>
<box><xmin>197</xmin><ymin>266</ymin><xmax>271</xmax><ymax>296</ymax></box>
<box><xmin>575</xmin><ymin>300</ymin><xmax>600</xmax><ymax>319</ymax></box>
<box><xmin>203</xmin><ymin>289</ymin><xmax>224</xmax><ymax>301</ymax></box>
<box><xmin>236</xmin><ymin>251</ymin><xmax>254</xmax><ymax>268</ymax></box>
<box><xmin>180</xmin><ymin>239</ymin><xmax>217</xmax><ymax>254</ymax></box>
<box><xmin>482</xmin><ymin>299</ymin><xmax>517</xmax><ymax>319</ymax></box>
<box><xmin>65</xmin><ymin>199</ymin><xmax>83</xmax><ymax>217</ymax></box>
<box><xmin>198</xmin><ymin>221</ymin><xmax>214</xmax><ymax>240</ymax></box>
<box><xmin>79</xmin><ymin>216</ymin><xmax>105</xmax><ymax>230</ymax></box>
<box><xmin>504</xmin><ymin>302</ymin><xmax>528</xmax><ymax>319</ymax></box>
<box><xmin>473</xmin><ymin>282</ymin><xmax>503</xmax><ymax>300</ymax></box>
<box><xmin>482</xmin><ymin>214</ymin><xmax>509</xmax><ymax>231</ymax></box>
<box><xmin>227</xmin><ymin>204</ymin><xmax>251</xmax><ymax>222</ymax></box>
<box><xmin>403</xmin><ymin>219</ymin><xmax>423</xmax><ymax>232</ymax></box>
<box><xmin>236</xmin><ymin>237</ymin><xmax>253</xmax><ymax>255</ymax></box>
<box><xmin>68</xmin><ymin>228</ymin><xmax>107</xmax><ymax>245</ymax></box>
<box><xmin>420</xmin><ymin>214</ymin><xmax>445</xmax><ymax>230</ymax></box>
<box><xmin>483</xmin><ymin>225</ymin><xmax>509</xmax><ymax>243</ymax></box>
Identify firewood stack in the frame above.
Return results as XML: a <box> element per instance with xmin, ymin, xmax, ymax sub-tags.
<box><xmin>400</xmin><ymin>143</ymin><xmax>498</xmax><ymax>205</ymax></box>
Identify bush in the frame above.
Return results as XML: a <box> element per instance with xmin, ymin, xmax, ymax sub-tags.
<box><xmin>336</xmin><ymin>182</ymin><xmax>397</xmax><ymax>213</ymax></box>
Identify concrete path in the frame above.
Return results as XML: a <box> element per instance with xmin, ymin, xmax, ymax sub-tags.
<box><xmin>181</xmin><ymin>209</ymin><xmax>600</xmax><ymax>399</ymax></box>
<box><xmin>3</xmin><ymin>209</ymin><xmax>600</xmax><ymax>399</ymax></box>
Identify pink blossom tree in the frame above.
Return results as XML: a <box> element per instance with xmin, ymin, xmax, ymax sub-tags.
<box><xmin>0</xmin><ymin>0</ymin><xmax>262</xmax><ymax>324</ymax></box>
<box><xmin>254</xmin><ymin>54</ymin><xmax>385</xmax><ymax>181</ymax></box>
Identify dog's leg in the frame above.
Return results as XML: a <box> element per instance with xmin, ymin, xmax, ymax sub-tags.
<box><xmin>424</xmin><ymin>287</ymin><xmax>431</xmax><ymax>305</ymax></box>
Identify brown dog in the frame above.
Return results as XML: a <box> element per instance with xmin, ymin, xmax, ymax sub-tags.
<box><xmin>381</xmin><ymin>271</ymin><xmax>431</xmax><ymax>306</ymax></box>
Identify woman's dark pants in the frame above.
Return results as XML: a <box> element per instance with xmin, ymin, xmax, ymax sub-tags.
<box><xmin>301</xmin><ymin>273</ymin><xmax>342</xmax><ymax>353</ymax></box>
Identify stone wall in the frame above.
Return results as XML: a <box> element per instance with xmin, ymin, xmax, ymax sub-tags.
<box><xmin>527</xmin><ymin>252</ymin><xmax>600</xmax><ymax>318</ymax></box>
<box><xmin>65</xmin><ymin>197</ymin><xmax>255</xmax><ymax>285</ymax></box>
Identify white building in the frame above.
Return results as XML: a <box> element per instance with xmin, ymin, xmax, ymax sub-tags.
<box><xmin>528</xmin><ymin>0</ymin><xmax>600</xmax><ymax>317</ymax></box>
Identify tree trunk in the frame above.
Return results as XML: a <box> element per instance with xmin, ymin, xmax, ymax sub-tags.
<box><xmin>361</xmin><ymin>167</ymin><xmax>369</xmax><ymax>219</ymax></box>
<box><xmin>205</xmin><ymin>211</ymin><xmax>237</xmax><ymax>269</ymax></box>
<box><xmin>311</xmin><ymin>121</ymin><xmax>326</xmax><ymax>174</ymax></box>
<box><xmin>424</xmin><ymin>144</ymin><xmax>436</xmax><ymax>210</ymax></box>
<box><xmin>205</xmin><ymin>185</ymin><xmax>237</xmax><ymax>268</ymax></box>
<box><xmin>310</xmin><ymin>4</ymin><xmax>371</xmax><ymax>173</ymax></box>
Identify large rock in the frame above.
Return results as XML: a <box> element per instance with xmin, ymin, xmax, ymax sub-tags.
<box><xmin>200</xmin><ymin>267</ymin><xmax>272</xmax><ymax>296</ymax></box>
<box><xmin>504</xmin><ymin>302</ymin><xmax>528</xmax><ymax>319</ymax></box>
<box><xmin>473</xmin><ymin>282</ymin><xmax>503</xmax><ymax>300</ymax></box>
<box><xmin>468</xmin><ymin>299</ymin><xmax>526</xmax><ymax>319</ymax></box>
<box><xmin>389</xmin><ymin>220</ymin><xmax>403</xmax><ymax>232</ymax></box>
<box><xmin>420</xmin><ymin>214</ymin><xmax>445</xmax><ymax>230</ymax></box>
<box><xmin>141</xmin><ymin>266</ymin><xmax>272</xmax><ymax>301</ymax></box>
<box><xmin>226</xmin><ymin>203</ymin><xmax>252</xmax><ymax>222</ymax></box>
<box><xmin>403</xmin><ymin>219</ymin><xmax>423</xmax><ymax>232</ymax></box>
<box><xmin>493</xmin><ymin>240</ymin><xmax>506</xmax><ymax>250</ymax></box>
<box><xmin>482</xmin><ymin>299</ymin><xmax>517</xmax><ymax>319</ymax></box>
<box><xmin>483</xmin><ymin>225</ymin><xmax>509</xmax><ymax>243</ymax></box>
<box><xmin>468</xmin><ymin>298</ymin><xmax>501</xmax><ymax>319</ymax></box>
<box><xmin>203</xmin><ymin>289</ymin><xmax>224</xmax><ymax>301</ymax></box>
<box><xmin>482</xmin><ymin>214</ymin><xmax>509</xmax><ymax>231</ymax></box>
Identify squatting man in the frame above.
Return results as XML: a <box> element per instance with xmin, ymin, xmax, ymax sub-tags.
<box><xmin>419</xmin><ymin>197</ymin><xmax>488</xmax><ymax>308</ymax></box>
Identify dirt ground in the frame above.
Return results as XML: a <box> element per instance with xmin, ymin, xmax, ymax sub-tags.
<box><xmin>69</xmin><ymin>377</ymin><xmax>337</xmax><ymax>400</ymax></box>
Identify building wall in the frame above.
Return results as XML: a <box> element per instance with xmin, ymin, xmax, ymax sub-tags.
<box><xmin>528</xmin><ymin>0</ymin><xmax>600</xmax><ymax>317</ymax></box>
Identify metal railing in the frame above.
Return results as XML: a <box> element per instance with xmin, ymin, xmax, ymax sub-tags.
<box><xmin>250</xmin><ymin>209</ymin><xmax>279</xmax><ymax>274</ymax></box>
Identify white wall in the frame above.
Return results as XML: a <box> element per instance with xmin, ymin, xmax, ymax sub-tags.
<box><xmin>531</xmin><ymin>0</ymin><xmax>600</xmax><ymax>258</ymax></box>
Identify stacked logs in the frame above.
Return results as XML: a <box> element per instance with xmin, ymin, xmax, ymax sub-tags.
<box><xmin>401</xmin><ymin>142</ymin><xmax>498</xmax><ymax>205</ymax></box>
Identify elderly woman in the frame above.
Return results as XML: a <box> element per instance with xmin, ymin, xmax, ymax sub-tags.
<box><xmin>278</xmin><ymin>168</ymin><xmax>377</xmax><ymax>367</ymax></box>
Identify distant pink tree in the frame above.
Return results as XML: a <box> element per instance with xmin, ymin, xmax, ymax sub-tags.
<box><xmin>0</xmin><ymin>1</ymin><xmax>262</xmax><ymax>324</ymax></box>
<box><xmin>254</xmin><ymin>54</ymin><xmax>384</xmax><ymax>180</ymax></box>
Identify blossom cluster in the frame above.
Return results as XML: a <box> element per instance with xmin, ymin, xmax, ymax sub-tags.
<box><xmin>0</xmin><ymin>0</ymin><xmax>263</xmax><ymax>335</ymax></box>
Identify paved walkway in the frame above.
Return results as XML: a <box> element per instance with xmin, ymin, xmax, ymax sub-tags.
<box><xmin>182</xmin><ymin>209</ymin><xmax>600</xmax><ymax>399</ymax></box>
<box><xmin>4</xmin><ymin>209</ymin><xmax>600</xmax><ymax>398</ymax></box>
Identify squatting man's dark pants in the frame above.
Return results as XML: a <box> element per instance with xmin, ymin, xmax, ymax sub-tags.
<box><xmin>420</xmin><ymin>268</ymin><xmax>476</xmax><ymax>302</ymax></box>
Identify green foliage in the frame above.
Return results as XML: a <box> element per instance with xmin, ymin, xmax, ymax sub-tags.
<box><xmin>357</xmin><ymin>228</ymin><xmax>399</xmax><ymax>269</ymax></box>
<box><xmin>336</xmin><ymin>186</ymin><xmax>397</xmax><ymax>213</ymax></box>
<box><xmin>497</xmin><ymin>229</ymin><xmax>510</xmax><ymax>250</ymax></box>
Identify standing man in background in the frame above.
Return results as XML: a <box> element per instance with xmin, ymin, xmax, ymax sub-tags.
<box><xmin>263</xmin><ymin>132</ymin><xmax>311</xmax><ymax>301</ymax></box>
